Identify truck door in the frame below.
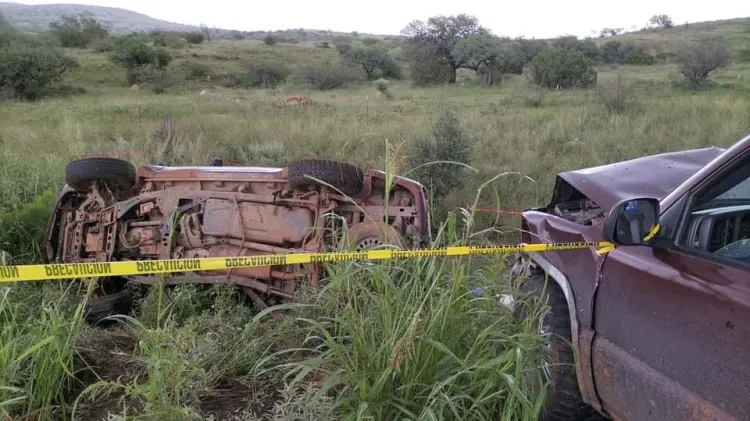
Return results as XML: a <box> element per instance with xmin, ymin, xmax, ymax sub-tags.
<box><xmin>592</xmin><ymin>158</ymin><xmax>750</xmax><ymax>420</ymax></box>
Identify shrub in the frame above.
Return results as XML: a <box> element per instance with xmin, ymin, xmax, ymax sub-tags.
<box><xmin>600</xmin><ymin>40</ymin><xmax>623</xmax><ymax>64</ymax></box>
<box><xmin>180</xmin><ymin>61</ymin><xmax>214</xmax><ymax>81</ymax></box>
<box><xmin>185</xmin><ymin>32</ymin><xmax>205</xmax><ymax>44</ymax></box>
<box><xmin>318</xmin><ymin>41</ymin><xmax>331</xmax><ymax>49</ymax></box>
<box><xmin>335</xmin><ymin>42</ymin><xmax>352</xmax><ymax>56</ymax></box>
<box><xmin>675</xmin><ymin>38</ymin><xmax>731</xmax><ymax>86</ymax></box>
<box><xmin>245</xmin><ymin>60</ymin><xmax>290</xmax><ymax>87</ymax></box>
<box><xmin>90</xmin><ymin>37</ymin><xmax>114</xmax><ymax>52</ymax></box>
<box><xmin>409</xmin><ymin>51</ymin><xmax>454</xmax><ymax>87</ymax></box>
<box><xmin>373</xmin><ymin>78</ymin><xmax>393</xmax><ymax>99</ymax></box>
<box><xmin>263</xmin><ymin>34</ymin><xmax>276</xmax><ymax>46</ymax></box>
<box><xmin>362</xmin><ymin>37</ymin><xmax>379</xmax><ymax>46</ymax></box>
<box><xmin>552</xmin><ymin>35</ymin><xmax>600</xmax><ymax>60</ymax></box>
<box><xmin>220</xmin><ymin>72</ymin><xmax>255</xmax><ymax>89</ymax></box>
<box><xmin>596</xmin><ymin>74</ymin><xmax>635</xmax><ymax>114</ymax></box>
<box><xmin>345</xmin><ymin>46</ymin><xmax>402</xmax><ymax>80</ymax></box>
<box><xmin>110</xmin><ymin>37</ymin><xmax>172</xmax><ymax>84</ymax></box>
<box><xmin>293</xmin><ymin>61</ymin><xmax>359</xmax><ymax>90</ymax></box>
<box><xmin>529</xmin><ymin>47</ymin><xmax>597</xmax><ymax>89</ymax></box>
<box><xmin>134</xmin><ymin>63</ymin><xmax>176</xmax><ymax>94</ymax></box>
<box><xmin>622</xmin><ymin>51</ymin><xmax>657</xmax><ymax>65</ymax></box>
<box><xmin>0</xmin><ymin>43</ymin><xmax>78</xmax><ymax>100</ymax></box>
<box><xmin>407</xmin><ymin>105</ymin><xmax>473</xmax><ymax>200</ymax></box>
<box><xmin>48</xmin><ymin>13</ymin><xmax>108</xmax><ymax>48</ymax></box>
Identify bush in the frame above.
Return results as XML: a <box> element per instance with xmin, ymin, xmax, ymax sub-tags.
<box><xmin>409</xmin><ymin>51</ymin><xmax>454</xmax><ymax>87</ymax></box>
<box><xmin>245</xmin><ymin>60</ymin><xmax>290</xmax><ymax>87</ymax></box>
<box><xmin>362</xmin><ymin>38</ymin><xmax>379</xmax><ymax>46</ymax></box>
<box><xmin>345</xmin><ymin>46</ymin><xmax>402</xmax><ymax>80</ymax></box>
<box><xmin>220</xmin><ymin>72</ymin><xmax>255</xmax><ymax>89</ymax></box>
<box><xmin>90</xmin><ymin>37</ymin><xmax>114</xmax><ymax>52</ymax></box>
<box><xmin>134</xmin><ymin>63</ymin><xmax>176</xmax><ymax>94</ymax></box>
<box><xmin>0</xmin><ymin>43</ymin><xmax>78</xmax><ymax>100</ymax></box>
<box><xmin>185</xmin><ymin>32</ymin><xmax>205</xmax><ymax>44</ymax></box>
<box><xmin>529</xmin><ymin>47</ymin><xmax>597</xmax><ymax>89</ymax></box>
<box><xmin>335</xmin><ymin>42</ymin><xmax>352</xmax><ymax>56</ymax></box>
<box><xmin>622</xmin><ymin>51</ymin><xmax>657</xmax><ymax>65</ymax></box>
<box><xmin>293</xmin><ymin>61</ymin><xmax>359</xmax><ymax>90</ymax></box>
<box><xmin>48</xmin><ymin>13</ymin><xmax>108</xmax><ymax>48</ymax></box>
<box><xmin>676</xmin><ymin>38</ymin><xmax>731</xmax><ymax>86</ymax></box>
<box><xmin>407</xmin><ymin>105</ymin><xmax>473</xmax><ymax>200</ymax></box>
<box><xmin>263</xmin><ymin>34</ymin><xmax>276</xmax><ymax>46</ymax></box>
<box><xmin>596</xmin><ymin>74</ymin><xmax>635</xmax><ymax>114</ymax></box>
<box><xmin>373</xmin><ymin>78</ymin><xmax>393</xmax><ymax>99</ymax></box>
<box><xmin>600</xmin><ymin>40</ymin><xmax>623</xmax><ymax>64</ymax></box>
<box><xmin>110</xmin><ymin>37</ymin><xmax>172</xmax><ymax>84</ymax></box>
<box><xmin>552</xmin><ymin>35</ymin><xmax>600</xmax><ymax>60</ymax></box>
<box><xmin>180</xmin><ymin>61</ymin><xmax>214</xmax><ymax>81</ymax></box>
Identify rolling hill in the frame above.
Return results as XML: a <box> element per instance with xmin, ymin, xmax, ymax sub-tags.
<box><xmin>0</xmin><ymin>2</ymin><xmax>202</xmax><ymax>34</ymax></box>
<box><xmin>0</xmin><ymin>2</ymin><xmax>397</xmax><ymax>41</ymax></box>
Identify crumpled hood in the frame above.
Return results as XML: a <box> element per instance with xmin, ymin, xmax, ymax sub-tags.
<box><xmin>555</xmin><ymin>146</ymin><xmax>726</xmax><ymax>211</ymax></box>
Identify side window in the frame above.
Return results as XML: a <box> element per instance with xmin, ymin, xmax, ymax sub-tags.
<box><xmin>680</xmin><ymin>162</ymin><xmax>750</xmax><ymax>264</ymax></box>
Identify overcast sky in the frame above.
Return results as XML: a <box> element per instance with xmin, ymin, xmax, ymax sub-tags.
<box><xmin>14</xmin><ymin>0</ymin><xmax>750</xmax><ymax>38</ymax></box>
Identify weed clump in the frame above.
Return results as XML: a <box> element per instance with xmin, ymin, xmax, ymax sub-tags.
<box><xmin>596</xmin><ymin>74</ymin><xmax>636</xmax><ymax>114</ymax></box>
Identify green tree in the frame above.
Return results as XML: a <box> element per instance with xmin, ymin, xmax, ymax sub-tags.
<box><xmin>530</xmin><ymin>47</ymin><xmax>597</xmax><ymax>89</ymax></box>
<box><xmin>344</xmin><ymin>46</ymin><xmax>401</xmax><ymax>79</ymax></box>
<box><xmin>552</xmin><ymin>35</ymin><xmax>600</xmax><ymax>60</ymax></box>
<box><xmin>650</xmin><ymin>14</ymin><xmax>674</xmax><ymax>29</ymax></box>
<box><xmin>401</xmin><ymin>14</ymin><xmax>487</xmax><ymax>84</ymax></box>
<box><xmin>49</xmin><ymin>13</ymin><xmax>108</xmax><ymax>48</ymax></box>
<box><xmin>676</xmin><ymin>38</ymin><xmax>731</xmax><ymax>86</ymax></box>
<box><xmin>110</xmin><ymin>37</ymin><xmax>172</xmax><ymax>85</ymax></box>
<box><xmin>0</xmin><ymin>43</ymin><xmax>78</xmax><ymax>100</ymax></box>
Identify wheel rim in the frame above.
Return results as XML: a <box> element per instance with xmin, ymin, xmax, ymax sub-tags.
<box><xmin>355</xmin><ymin>236</ymin><xmax>391</xmax><ymax>252</ymax></box>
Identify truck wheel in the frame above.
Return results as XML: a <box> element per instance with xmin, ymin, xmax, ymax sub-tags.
<box><xmin>65</xmin><ymin>157</ymin><xmax>136</xmax><ymax>192</ymax></box>
<box><xmin>85</xmin><ymin>290</ymin><xmax>134</xmax><ymax>326</ymax></box>
<box><xmin>516</xmin><ymin>264</ymin><xmax>606</xmax><ymax>421</ymax></box>
<box><xmin>288</xmin><ymin>159</ymin><xmax>364</xmax><ymax>196</ymax></box>
<box><xmin>348</xmin><ymin>221</ymin><xmax>404</xmax><ymax>251</ymax></box>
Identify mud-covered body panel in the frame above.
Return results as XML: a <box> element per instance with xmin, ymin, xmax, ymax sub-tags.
<box><xmin>520</xmin><ymin>139</ymin><xmax>750</xmax><ymax>420</ymax></box>
<box><xmin>43</xmin><ymin>160</ymin><xmax>431</xmax><ymax>304</ymax></box>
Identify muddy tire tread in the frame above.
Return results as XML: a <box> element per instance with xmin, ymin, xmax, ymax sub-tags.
<box><xmin>65</xmin><ymin>157</ymin><xmax>136</xmax><ymax>192</ymax></box>
<box><xmin>519</xmin><ymin>265</ymin><xmax>608</xmax><ymax>421</ymax></box>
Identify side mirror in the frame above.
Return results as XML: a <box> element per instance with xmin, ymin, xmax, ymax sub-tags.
<box><xmin>603</xmin><ymin>198</ymin><xmax>660</xmax><ymax>246</ymax></box>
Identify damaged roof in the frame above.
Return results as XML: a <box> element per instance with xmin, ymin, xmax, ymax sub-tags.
<box><xmin>556</xmin><ymin>146</ymin><xmax>726</xmax><ymax>211</ymax></box>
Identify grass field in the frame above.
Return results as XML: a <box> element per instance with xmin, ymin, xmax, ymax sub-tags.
<box><xmin>2</xmin><ymin>18</ymin><xmax>750</xmax><ymax>420</ymax></box>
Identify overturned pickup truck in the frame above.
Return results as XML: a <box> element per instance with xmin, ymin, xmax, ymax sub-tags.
<box><xmin>512</xmin><ymin>135</ymin><xmax>750</xmax><ymax>420</ymax></box>
<box><xmin>43</xmin><ymin>157</ymin><xmax>431</xmax><ymax>317</ymax></box>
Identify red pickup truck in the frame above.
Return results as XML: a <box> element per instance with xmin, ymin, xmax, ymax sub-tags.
<box><xmin>512</xmin><ymin>133</ymin><xmax>750</xmax><ymax>421</ymax></box>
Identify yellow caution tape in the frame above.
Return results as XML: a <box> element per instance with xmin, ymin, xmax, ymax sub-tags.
<box><xmin>0</xmin><ymin>241</ymin><xmax>617</xmax><ymax>283</ymax></box>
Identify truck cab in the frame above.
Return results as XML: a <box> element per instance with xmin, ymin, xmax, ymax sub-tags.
<box><xmin>513</xmin><ymin>133</ymin><xmax>750</xmax><ymax>421</ymax></box>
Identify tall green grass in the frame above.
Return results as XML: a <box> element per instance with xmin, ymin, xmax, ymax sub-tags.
<box><xmin>0</xmin><ymin>282</ymin><xmax>90</xmax><ymax>420</ymax></box>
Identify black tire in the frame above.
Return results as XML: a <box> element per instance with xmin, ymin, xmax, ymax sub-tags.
<box><xmin>85</xmin><ymin>290</ymin><xmax>134</xmax><ymax>326</ymax></box>
<box><xmin>65</xmin><ymin>157</ymin><xmax>136</xmax><ymax>192</ymax></box>
<box><xmin>515</xmin><ymin>263</ymin><xmax>607</xmax><ymax>421</ymax></box>
<box><xmin>288</xmin><ymin>159</ymin><xmax>364</xmax><ymax>196</ymax></box>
